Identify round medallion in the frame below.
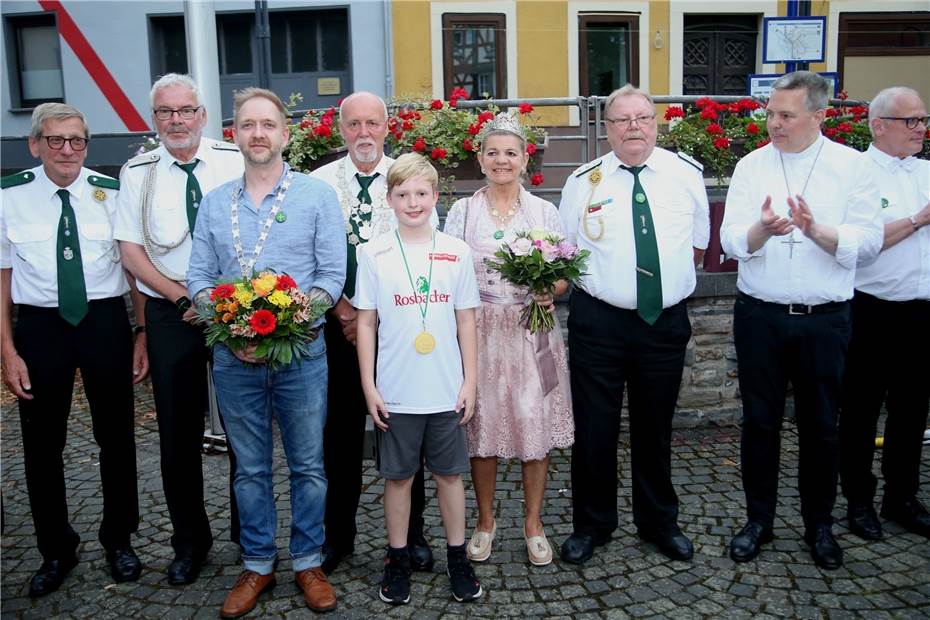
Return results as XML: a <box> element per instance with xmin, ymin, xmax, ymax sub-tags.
<box><xmin>93</xmin><ymin>188</ymin><xmax>106</xmax><ymax>202</ymax></box>
<box><xmin>493</xmin><ymin>230</ymin><xmax>504</xmax><ymax>240</ymax></box>
<box><xmin>635</xmin><ymin>193</ymin><xmax>646</xmax><ymax>204</ymax></box>
<box><xmin>275</xmin><ymin>211</ymin><xmax>287</xmax><ymax>223</ymax></box>
<box><xmin>414</xmin><ymin>331</ymin><xmax>436</xmax><ymax>354</ymax></box>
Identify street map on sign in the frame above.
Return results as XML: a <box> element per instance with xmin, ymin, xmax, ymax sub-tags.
<box><xmin>766</xmin><ymin>21</ymin><xmax>824</xmax><ymax>62</ymax></box>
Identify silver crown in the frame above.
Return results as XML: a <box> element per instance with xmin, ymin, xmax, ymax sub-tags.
<box><xmin>477</xmin><ymin>112</ymin><xmax>527</xmax><ymax>143</ymax></box>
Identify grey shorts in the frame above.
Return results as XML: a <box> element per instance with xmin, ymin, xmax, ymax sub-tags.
<box><xmin>375</xmin><ymin>410</ymin><xmax>470</xmax><ymax>480</ymax></box>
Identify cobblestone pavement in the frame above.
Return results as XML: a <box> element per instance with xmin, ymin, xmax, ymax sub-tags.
<box><xmin>2</xmin><ymin>377</ymin><xmax>929</xmax><ymax>620</ymax></box>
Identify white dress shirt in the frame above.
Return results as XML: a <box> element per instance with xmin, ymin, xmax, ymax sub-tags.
<box><xmin>114</xmin><ymin>137</ymin><xmax>244</xmax><ymax>298</ymax></box>
<box><xmin>855</xmin><ymin>144</ymin><xmax>930</xmax><ymax>301</ymax></box>
<box><xmin>721</xmin><ymin>136</ymin><xmax>883</xmax><ymax>305</ymax></box>
<box><xmin>1</xmin><ymin>165</ymin><xmax>128</xmax><ymax>306</ymax></box>
<box><xmin>559</xmin><ymin>148</ymin><xmax>710</xmax><ymax>310</ymax></box>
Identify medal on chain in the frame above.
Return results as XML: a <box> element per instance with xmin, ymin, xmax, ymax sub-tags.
<box><xmin>395</xmin><ymin>229</ymin><xmax>437</xmax><ymax>354</ymax></box>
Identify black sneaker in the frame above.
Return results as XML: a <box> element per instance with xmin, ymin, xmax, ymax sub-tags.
<box><xmin>446</xmin><ymin>544</ymin><xmax>482</xmax><ymax>602</ymax></box>
<box><xmin>379</xmin><ymin>547</ymin><xmax>411</xmax><ymax>605</ymax></box>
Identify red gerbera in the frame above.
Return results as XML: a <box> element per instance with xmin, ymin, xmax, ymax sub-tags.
<box><xmin>249</xmin><ymin>309</ymin><xmax>277</xmax><ymax>336</ymax></box>
<box><xmin>276</xmin><ymin>274</ymin><xmax>297</xmax><ymax>290</ymax></box>
<box><xmin>210</xmin><ymin>283</ymin><xmax>236</xmax><ymax>301</ymax></box>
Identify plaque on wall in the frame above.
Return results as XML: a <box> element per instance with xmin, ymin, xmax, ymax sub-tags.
<box><xmin>317</xmin><ymin>78</ymin><xmax>341</xmax><ymax>96</ymax></box>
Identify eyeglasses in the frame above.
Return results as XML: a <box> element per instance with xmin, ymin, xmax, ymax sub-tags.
<box><xmin>41</xmin><ymin>135</ymin><xmax>89</xmax><ymax>151</ymax></box>
<box><xmin>604</xmin><ymin>114</ymin><xmax>656</xmax><ymax>129</ymax></box>
<box><xmin>153</xmin><ymin>106</ymin><xmax>202</xmax><ymax>121</ymax></box>
<box><xmin>879</xmin><ymin>116</ymin><xmax>930</xmax><ymax>130</ymax></box>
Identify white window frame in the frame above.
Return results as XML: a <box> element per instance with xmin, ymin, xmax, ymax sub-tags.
<box><xmin>825</xmin><ymin>0</ymin><xmax>929</xmax><ymax>72</ymax></box>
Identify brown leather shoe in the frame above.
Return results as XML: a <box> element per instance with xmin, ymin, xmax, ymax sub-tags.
<box><xmin>295</xmin><ymin>567</ymin><xmax>337</xmax><ymax>612</ymax></box>
<box><xmin>220</xmin><ymin>570</ymin><xmax>276</xmax><ymax>618</ymax></box>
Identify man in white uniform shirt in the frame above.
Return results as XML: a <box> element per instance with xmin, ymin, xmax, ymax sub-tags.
<box><xmin>1</xmin><ymin>103</ymin><xmax>148</xmax><ymax>595</ymax></box>
<box><xmin>310</xmin><ymin>91</ymin><xmax>438</xmax><ymax>574</ymax></box>
<box><xmin>720</xmin><ymin>71</ymin><xmax>883</xmax><ymax>569</ymax></box>
<box><xmin>115</xmin><ymin>73</ymin><xmax>244</xmax><ymax>585</ymax></box>
<box><xmin>839</xmin><ymin>86</ymin><xmax>930</xmax><ymax>541</ymax></box>
<box><xmin>558</xmin><ymin>84</ymin><xmax>710</xmax><ymax>565</ymax></box>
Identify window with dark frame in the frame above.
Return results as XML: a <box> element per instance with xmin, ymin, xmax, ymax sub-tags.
<box><xmin>579</xmin><ymin>14</ymin><xmax>640</xmax><ymax>97</ymax></box>
<box><xmin>7</xmin><ymin>13</ymin><xmax>64</xmax><ymax>108</ymax></box>
<box><xmin>442</xmin><ymin>13</ymin><xmax>506</xmax><ymax>99</ymax></box>
<box><xmin>270</xmin><ymin>9</ymin><xmax>348</xmax><ymax>74</ymax></box>
<box><xmin>149</xmin><ymin>15</ymin><xmax>188</xmax><ymax>77</ymax></box>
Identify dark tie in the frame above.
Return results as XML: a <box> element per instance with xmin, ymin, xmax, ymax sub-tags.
<box><xmin>175</xmin><ymin>160</ymin><xmax>202</xmax><ymax>233</ymax></box>
<box><xmin>344</xmin><ymin>172</ymin><xmax>380</xmax><ymax>298</ymax></box>
<box><xmin>620</xmin><ymin>165</ymin><xmax>663</xmax><ymax>325</ymax></box>
<box><xmin>56</xmin><ymin>189</ymin><xmax>89</xmax><ymax>326</ymax></box>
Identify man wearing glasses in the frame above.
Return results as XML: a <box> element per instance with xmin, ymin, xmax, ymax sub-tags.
<box><xmin>115</xmin><ymin>73</ymin><xmax>243</xmax><ymax>585</ymax></box>
<box><xmin>839</xmin><ymin>87</ymin><xmax>930</xmax><ymax>542</ymax></box>
<box><xmin>310</xmin><ymin>91</ymin><xmax>438</xmax><ymax>575</ymax></box>
<box><xmin>721</xmin><ymin>71</ymin><xmax>882</xmax><ymax>569</ymax></box>
<box><xmin>1</xmin><ymin>103</ymin><xmax>149</xmax><ymax>595</ymax></box>
<box><xmin>558</xmin><ymin>85</ymin><xmax>709</xmax><ymax>564</ymax></box>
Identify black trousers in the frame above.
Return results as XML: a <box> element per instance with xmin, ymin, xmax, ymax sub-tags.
<box><xmin>146</xmin><ymin>298</ymin><xmax>227</xmax><ymax>555</ymax></box>
<box><xmin>15</xmin><ymin>298</ymin><xmax>138</xmax><ymax>560</ymax></box>
<box><xmin>323</xmin><ymin>314</ymin><xmax>427</xmax><ymax>551</ymax></box>
<box><xmin>840</xmin><ymin>291</ymin><xmax>930</xmax><ymax>506</ymax></box>
<box><xmin>734</xmin><ymin>293</ymin><xmax>851</xmax><ymax>530</ymax></box>
<box><xmin>567</xmin><ymin>290</ymin><xmax>691</xmax><ymax>538</ymax></box>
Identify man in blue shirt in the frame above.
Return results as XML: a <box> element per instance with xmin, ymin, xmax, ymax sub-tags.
<box><xmin>187</xmin><ymin>88</ymin><xmax>345</xmax><ymax>617</ymax></box>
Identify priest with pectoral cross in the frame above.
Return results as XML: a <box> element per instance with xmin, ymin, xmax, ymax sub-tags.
<box><xmin>558</xmin><ymin>85</ymin><xmax>710</xmax><ymax>565</ymax></box>
<box><xmin>720</xmin><ymin>71</ymin><xmax>884</xmax><ymax>570</ymax></box>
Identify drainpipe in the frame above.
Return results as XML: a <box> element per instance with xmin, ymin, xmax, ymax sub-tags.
<box><xmin>254</xmin><ymin>0</ymin><xmax>273</xmax><ymax>90</ymax></box>
<box><xmin>383</xmin><ymin>0</ymin><xmax>394</xmax><ymax>99</ymax></box>
<box><xmin>185</xmin><ymin>0</ymin><xmax>223</xmax><ymax>139</ymax></box>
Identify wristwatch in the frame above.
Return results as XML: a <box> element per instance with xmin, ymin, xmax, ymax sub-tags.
<box><xmin>910</xmin><ymin>214</ymin><xmax>920</xmax><ymax>231</ymax></box>
<box><xmin>176</xmin><ymin>295</ymin><xmax>192</xmax><ymax>313</ymax></box>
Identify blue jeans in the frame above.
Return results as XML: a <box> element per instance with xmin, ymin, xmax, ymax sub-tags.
<box><xmin>212</xmin><ymin>336</ymin><xmax>328</xmax><ymax>574</ymax></box>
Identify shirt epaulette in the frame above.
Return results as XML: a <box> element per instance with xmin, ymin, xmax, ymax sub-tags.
<box><xmin>212</xmin><ymin>142</ymin><xmax>240</xmax><ymax>153</ymax></box>
<box><xmin>127</xmin><ymin>151</ymin><xmax>160</xmax><ymax>168</ymax></box>
<box><xmin>574</xmin><ymin>160</ymin><xmax>603</xmax><ymax>178</ymax></box>
<box><xmin>87</xmin><ymin>174</ymin><xmax>119</xmax><ymax>190</ymax></box>
<box><xmin>1</xmin><ymin>170</ymin><xmax>36</xmax><ymax>190</ymax></box>
<box><xmin>677</xmin><ymin>151</ymin><xmax>703</xmax><ymax>172</ymax></box>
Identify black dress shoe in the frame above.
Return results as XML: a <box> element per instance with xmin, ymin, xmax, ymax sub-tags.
<box><xmin>28</xmin><ymin>555</ymin><xmax>79</xmax><ymax>598</ymax></box>
<box><xmin>107</xmin><ymin>546</ymin><xmax>142</xmax><ymax>582</ymax></box>
<box><xmin>559</xmin><ymin>532</ymin><xmax>609</xmax><ymax>565</ymax></box>
<box><xmin>167</xmin><ymin>550</ymin><xmax>206</xmax><ymax>585</ymax></box>
<box><xmin>804</xmin><ymin>524</ymin><xmax>843</xmax><ymax>570</ymax></box>
<box><xmin>881</xmin><ymin>498</ymin><xmax>930</xmax><ymax>538</ymax></box>
<box><xmin>407</xmin><ymin>530</ymin><xmax>434</xmax><ymax>572</ymax></box>
<box><xmin>729</xmin><ymin>522</ymin><xmax>774</xmax><ymax>563</ymax></box>
<box><xmin>320</xmin><ymin>542</ymin><xmax>353</xmax><ymax>575</ymax></box>
<box><xmin>847</xmin><ymin>503</ymin><xmax>882</xmax><ymax>540</ymax></box>
<box><xmin>638</xmin><ymin>526</ymin><xmax>694</xmax><ymax>561</ymax></box>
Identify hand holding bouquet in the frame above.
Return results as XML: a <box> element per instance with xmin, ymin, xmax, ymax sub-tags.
<box><xmin>197</xmin><ymin>271</ymin><xmax>330</xmax><ymax>368</ymax></box>
<box><xmin>484</xmin><ymin>230</ymin><xmax>590</xmax><ymax>333</ymax></box>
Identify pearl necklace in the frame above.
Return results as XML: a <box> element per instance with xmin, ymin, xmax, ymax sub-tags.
<box><xmin>489</xmin><ymin>195</ymin><xmax>519</xmax><ymax>240</ymax></box>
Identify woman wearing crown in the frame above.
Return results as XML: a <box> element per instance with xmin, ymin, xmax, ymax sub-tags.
<box><xmin>443</xmin><ymin>113</ymin><xmax>574</xmax><ymax>567</ymax></box>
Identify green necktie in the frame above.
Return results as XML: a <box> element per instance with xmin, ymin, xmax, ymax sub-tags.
<box><xmin>344</xmin><ymin>172</ymin><xmax>380</xmax><ymax>298</ymax></box>
<box><xmin>56</xmin><ymin>189</ymin><xmax>89</xmax><ymax>326</ymax></box>
<box><xmin>176</xmin><ymin>160</ymin><xmax>202</xmax><ymax>233</ymax></box>
<box><xmin>620</xmin><ymin>165</ymin><xmax>663</xmax><ymax>325</ymax></box>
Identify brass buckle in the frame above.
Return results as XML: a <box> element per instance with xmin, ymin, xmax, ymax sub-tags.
<box><xmin>787</xmin><ymin>303</ymin><xmax>812</xmax><ymax>316</ymax></box>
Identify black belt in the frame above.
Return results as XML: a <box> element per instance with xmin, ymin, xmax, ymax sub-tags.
<box><xmin>738</xmin><ymin>292</ymin><xmax>848</xmax><ymax>316</ymax></box>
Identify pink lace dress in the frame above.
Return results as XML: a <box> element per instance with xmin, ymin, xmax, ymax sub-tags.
<box><xmin>444</xmin><ymin>186</ymin><xmax>574</xmax><ymax>461</ymax></box>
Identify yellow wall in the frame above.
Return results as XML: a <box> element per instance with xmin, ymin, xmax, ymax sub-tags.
<box><xmin>808</xmin><ymin>0</ymin><xmax>829</xmax><ymax>72</ymax></box>
<box><xmin>649</xmin><ymin>0</ymin><xmax>670</xmax><ymax>95</ymax></box>
<box><xmin>516</xmin><ymin>1</ymin><xmax>568</xmax><ymax>124</ymax></box>
<box><xmin>392</xmin><ymin>1</ymin><xmax>432</xmax><ymax>96</ymax></box>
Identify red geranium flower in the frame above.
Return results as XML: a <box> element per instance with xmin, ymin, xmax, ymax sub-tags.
<box><xmin>833</xmin><ymin>135</ymin><xmax>847</xmax><ymax>144</ymax></box>
<box><xmin>713</xmin><ymin>137</ymin><xmax>730</xmax><ymax>150</ymax></box>
<box><xmin>393</xmin><ymin>130</ymin><xmax>404</xmax><ymax>141</ymax></box>
<box><xmin>450</xmin><ymin>87</ymin><xmax>469</xmax><ymax>101</ymax></box>
<box><xmin>530</xmin><ymin>172</ymin><xmax>544</xmax><ymax>186</ymax></box>
<box><xmin>695</xmin><ymin>97</ymin><xmax>715</xmax><ymax>109</ymax></box>
<box><xmin>430</xmin><ymin>147</ymin><xmax>448</xmax><ymax>160</ymax></box>
<box><xmin>462</xmin><ymin>138</ymin><xmax>474</xmax><ymax>151</ymax></box>
<box><xmin>738</xmin><ymin>98</ymin><xmax>761</xmax><ymax>111</ymax></box>
<box><xmin>756</xmin><ymin>138</ymin><xmax>771</xmax><ymax>148</ymax></box>
<box><xmin>837</xmin><ymin>122</ymin><xmax>854</xmax><ymax>133</ymax></box>
<box><xmin>313</xmin><ymin>125</ymin><xmax>332</xmax><ymax>138</ymax></box>
<box><xmin>664</xmin><ymin>106</ymin><xmax>685</xmax><ymax>120</ymax></box>
<box><xmin>705</xmin><ymin>123</ymin><xmax>724</xmax><ymax>135</ymax></box>
<box><xmin>413</xmin><ymin>137</ymin><xmax>427</xmax><ymax>152</ymax></box>
<box><xmin>478</xmin><ymin>111</ymin><xmax>495</xmax><ymax>123</ymax></box>
<box><xmin>299</xmin><ymin>119</ymin><xmax>313</xmax><ymax>130</ymax></box>
<box><xmin>223</xmin><ymin>127</ymin><xmax>234</xmax><ymax>141</ymax></box>
<box><xmin>700</xmin><ymin>107</ymin><xmax>718</xmax><ymax>120</ymax></box>
<box><xmin>518</xmin><ymin>103</ymin><xmax>534</xmax><ymax>114</ymax></box>
<box><xmin>526</xmin><ymin>143</ymin><xmax>537</xmax><ymax>155</ymax></box>
<box><xmin>210</xmin><ymin>283</ymin><xmax>236</xmax><ymax>301</ymax></box>
<box><xmin>467</xmin><ymin>123</ymin><xmax>481</xmax><ymax>136</ymax></box>
<box><xmin>402</xmin><ymin>120</ymin><xmax>414</xmax><ymax>131</ymax></box>
<box><xmin>430</xmin><ymin>99</ymin><xmax>443</xmax><ymax>110</ymax></box>
<box><xmin>825</xmin><ymin>108</ymin><xmax>840</xmax><ymax>118</ymax></box>
<box><xmin>250</xmin><ymin>309</ymin><xmax>277</xmax><ymax>336</ymax></box>
<box><xmin>276</xmin><ymin>274</ymin><xmax>297</xmax><ymax>290</ymax></box>
<box><xmin>823</xmin><ymin>127</ymin><xmax>839</xmax><ymax>138</ymax></box>
<box><xmin>746</xmin><ymin>122</ymin><xmax>760</xmax><ymax>135</ymax></box>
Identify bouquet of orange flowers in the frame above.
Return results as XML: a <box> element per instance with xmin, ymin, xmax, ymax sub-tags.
<box><xmin>197</xmin><ymin>271</ymin><xmax>330</xmax><ymax>368</ymax></box>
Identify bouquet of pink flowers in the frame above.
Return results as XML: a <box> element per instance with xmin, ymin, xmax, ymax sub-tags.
<box><xmin>484</xmin><ymin>229</ymin><xmax>590</xmax><ymax>333</ymax></box>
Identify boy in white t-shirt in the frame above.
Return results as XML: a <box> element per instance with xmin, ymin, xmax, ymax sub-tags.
<box><xmin>355</xmin><ymin>153</ymin><xmax>482</xmax><ymax>605</ymax></box>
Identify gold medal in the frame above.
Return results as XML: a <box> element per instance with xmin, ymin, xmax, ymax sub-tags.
<box><xmin>414</xmin><ymin>331</ymin><xmax>435</xmax><ymax>354</ymax></box>
<box><xmin>589</xmin><ymin>169</ymin><xmax>602</xmax><ymax>185</ymax></box>
<box><xmin>93</xmin><ymin>188</ymin><xmax>106</xmax><ymax>202</ymax></box>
